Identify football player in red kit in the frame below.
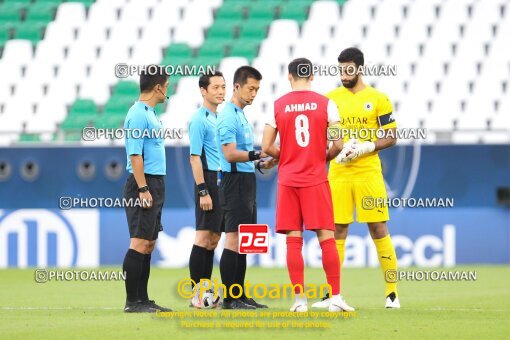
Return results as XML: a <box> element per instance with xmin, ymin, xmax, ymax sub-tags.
<box><xmin>262</xmin><ymin>58</ymin><xmax>355</xmax><ymax>312</ymax></box>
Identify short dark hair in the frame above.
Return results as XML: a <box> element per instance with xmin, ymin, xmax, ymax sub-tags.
<box><xmin>288</xmin><ymin>57</ymin><xmax>312</xmax><ymax>79</ymax></box>
<box><xmin>338</xmin><ymin>47</ymin><xmax>364</xmax><ymax>67</ymax></box>
<box><xmin>233</xmin><ymin>66</ymin><xmax>262</xmax><ymax>86</ymax></box>
<box><xmin>198</xmin><ymin>70</ymin><xmax>224</xmax><ymax>90</ymax></box>
<box><xmin>139</xmin><ymin>65</ymin><xmax>169</xmax><ymax>93</ymax></box>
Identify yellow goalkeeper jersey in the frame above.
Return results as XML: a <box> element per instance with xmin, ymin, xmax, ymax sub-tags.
<box><xmin>326</xmin><ymin>85</ymin><xmax>396</xmax><ymax>180</ymax></box>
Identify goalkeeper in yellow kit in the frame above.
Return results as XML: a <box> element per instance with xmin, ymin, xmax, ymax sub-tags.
<box><xmin>312</xmin><ymin>47</ymin><xmax>400</xmax><ymax>308</ymax></box>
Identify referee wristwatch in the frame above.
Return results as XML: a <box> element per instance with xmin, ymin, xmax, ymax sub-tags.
<box><xmin>138</xmin><ymin>185</ymin><xmax>149</xmax><ymax>193</ymax></box>
<box><xmin>197</xmin><ymin>183</ymin><xmax>209</xmax><ymax>197</ymax></box>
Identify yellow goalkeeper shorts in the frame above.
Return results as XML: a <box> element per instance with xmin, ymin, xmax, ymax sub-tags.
<box><xmin>330</xmin><ymin>174</ymin><xmax>390</xmax><ymax>224</ymax></box>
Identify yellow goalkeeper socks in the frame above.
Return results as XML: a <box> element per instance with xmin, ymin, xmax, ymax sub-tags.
<box><xmin>335</xmin><ymin>239</ymin><xmax>345</xmax><ymax>268</ymax></box>
<box><xmin>373</xmin><ymin>234</ymin><xmax>398</xmax><ymax>297</ymax></box>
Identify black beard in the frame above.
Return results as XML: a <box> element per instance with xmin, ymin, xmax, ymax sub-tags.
<box><xmin>342</xmin><ymin>75</ymin><xmax>359</xmax><ymax>88</ymax></box>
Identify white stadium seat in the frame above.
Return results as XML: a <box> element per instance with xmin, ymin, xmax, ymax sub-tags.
<box><xmin>55</xmin><ymin>3</ymin><xmax>87</xmax><ymax>30</ymax></box>
<box><xmin>308</xmin><ymin>1</ymin><xmax>340</xmax><ymax>26</ymax></box>
<box><xmin>34</xmin><ymin>40</ymin><xmax>66</xmax><ymax>65</ymax></box>
<box><xmin>1</xmin><ymin>40</ymin><xmax>33</xmax><ymax>67</ymax></box>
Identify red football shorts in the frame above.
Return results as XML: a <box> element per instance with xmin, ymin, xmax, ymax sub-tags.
<box><xmin>276</xmin><ymin>181</ymin><xmax>335</xmax><ymax>233</ymax></box>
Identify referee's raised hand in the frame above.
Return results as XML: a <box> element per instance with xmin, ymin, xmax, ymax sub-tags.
<box><xmin>139</xmin><ymin>190</ymin><xmax>153</xmax><ymax>209</ymax></box>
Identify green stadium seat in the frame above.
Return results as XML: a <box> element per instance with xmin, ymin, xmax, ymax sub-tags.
<box><xmin>229</xmin><ymin>40</ymin><xmax>259</xmax><ymax>61</ymax></box>
<box><xmin>0</xmin><ymin>27</ymin><xmax>10</xmax><ymax>43</ymax></box>
<box><xmin>198</xmin><ymin>40</ymin><xmax>228</xmax><ymax>58</ymax></box>
<box><xmin>67</xmin><ymin>0</ymin><xmax>95</xmax><ymax>7</ymax></box>
<box><xmin>0</xmin><ymin>21</ymin><xmax>18</xmax><ymax>33</ymax></box>
<box><xmin>64</xmin><ymin>134</ymin><xmax>83</xmax><ymax>141</ymax></box>
<box><xmin>248</xmin><ymin>3</ymin><xmax>276</xmax><ymax>20</ymax></box>
<box><xmin>0</xmin><ymin>6</ymin><xmax>22</xmax><ymax>22</ymax></box>
<box><xmin>215</xmin><ymin>4</ymin><xmax>245</xmax><ymax>21</ymax></box>
<box><xmin>279</xmin><ymin>3</ymin><xmax>310</xmax><ymax>23</ymax></box>
<box><xmin>4</xmin><ymin>0</ymin><xmax>32</xmax><ymax>4</ymax></box>
<box><xmin>239</xmin><ymin>20</ymin><xmax>270</xmax><ymax>40</ymax></box>
<box><xmin>19</xmin><ymin>133</ymin><xmax>41</xmax><ymax>142</ymax></box>
<box><xmin>60</xmin><ymin>115</ymin><xmax>95</xmax><ymax>130</ymax></box>
<box><xmin>69</xmin><ymin>99</ymin><xmax>98</xmax><ymax>116</ymax></box>
<box><xmin>112</xmin><ymin>81</ymin><xmax>139</xmax><ymax>98</ymax></box>
<box><xmin>213</xmin><ymin>18</ymin><xmax>243</xmax><ymax>32</ymax></box>
<box><xmin>168</xmin><ymin>75</ymin><xmax>182</xmax><ymax>95</ymax></box>
<box><xmin>103</xmin><ymin>97</ymin><xmax>135</xmax><ymax>116</ymax></box>
<box><xmin>222</xmin><ymin>0</ymin><xmax>252</xmax><ymax>2</ymax></box>
<box><xmin>94</xmin><ymin>115</ymin><xmax>124</xmax><ymax>129</ymax></box>
<box><xmin>164</xmin><ymin>43</ymin><xmax>193</xmax><ymax>58</ymax></box>
<box><xmin>25</xmin><ymin>3</ymin><xmax>57</xmax><ymax>23</ymax></box>
<box><xmin>189</xmin><ymin>57</ymin><xmax>220</xmax><ymax>69</ymax></box>
<box><xmin>154</xmin><ymin>103</ymin><xmax>165</xmax><ymax>114</ymax></box>
<box><xmin>2</xmin><ymin>1</ymin><xmax>30</xmax><ymax>12</ymax></box>
<box><xmin>36</xmin><ymin>0</ymin><xmax>65</xmax><ymax>4</ymax></box>
<box><xmin>207</xmin><ymin>24</ymin><xmax>236</xmax><ymax>40</ymax></box>
<box><xmin>14</xmin><ymin>23</ymin><xmax>44</xmax><ymax>43</ymax></box>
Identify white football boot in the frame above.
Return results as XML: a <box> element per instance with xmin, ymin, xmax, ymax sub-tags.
<box><xmin>290</xmin><ymin>296</ymin><xmax>308</xmax><ymax>312</ymax></box>
<box><xmin>328</xmin><ymin>295</ymin><xmax>355</xmax><ymax>312</ymax></box>
<box><xmin>385</xmin><ymin>292</ymin><xmax>400</xmax><ymax>308</ymax></box>
<box><xmin>311</xmin><ymin>293</ymin><xmax>331</xmax><ymax>309</ymax></box>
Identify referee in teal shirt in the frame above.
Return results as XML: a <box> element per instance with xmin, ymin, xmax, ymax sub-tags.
<box><xmin>216</xmin><ymin>66</ymin><xmax>277</xmax><ymax>310</ymax></box>
<box><xmin>188</xmin><ymin>71</ymin><xmax>226</xmax><ymax>308</ymax></box>
<box><xmin>122</xmin><ymin>65</ymin><xmax>172</xmax><ymax>313</ymax></box>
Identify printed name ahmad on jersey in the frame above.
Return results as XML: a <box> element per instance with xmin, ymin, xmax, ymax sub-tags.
<box><xmin>284</xmin><ymin>102</ymin><xmax>318</xmax><ymax>112</ymax></box>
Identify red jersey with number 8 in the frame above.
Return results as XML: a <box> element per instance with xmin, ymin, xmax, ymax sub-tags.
<box><xmin>271</xmin><ymin>90</ymin><xmax>340</xmax><ymax>187</ymax></box>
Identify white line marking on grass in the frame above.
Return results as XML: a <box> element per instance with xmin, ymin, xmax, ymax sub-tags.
<box><xmin>3</xmin><ymin>307</ymin><xmax>510</xmax><ymax>312</ymax></box>
<box><xmin>362</xmin><ymin>307</ymin><xmax>510</xmax><ymax>312</ymax></box>
<box><xmin>1</xmin><ymin>307</ymin><xmax>119</xmax><ymax>310</ymax></box>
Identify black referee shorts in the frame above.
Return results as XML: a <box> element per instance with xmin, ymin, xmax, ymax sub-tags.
<box><xmin>124</xmin><ymin>174</ymin><xmax>165</xmax><ymax>241</ymax></box>
<box><xmin>194</xmin><ymin>170</ymin><xmax>224</xmax><ymax>233</ymax></box>
<box><xmin>219</xmin><ymin>172</ymin><xmax>257</xmax><ymax>233</ymax></box>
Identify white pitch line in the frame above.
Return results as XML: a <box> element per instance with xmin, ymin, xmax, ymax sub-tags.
<box><xmin>362</xmin><ymin>307</ymin><xmax>510</xmax><ymax>312</ymax></box>
<box><xmin>2</xmin><ymin>307</ymin><xmax>510</xmax><ymax>312</ymax></box>
<box><xmin>1</xmin><ymin>307</ymin><xmax>120</xmax><ymax>310</ymax></box>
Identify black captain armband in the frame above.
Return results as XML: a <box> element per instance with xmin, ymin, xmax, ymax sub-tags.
<box><xmin>248</xmin><ymin>151</ymin><xmax>261</xmax><ymax>161</ymax></box>
<box><xmin>378</xmin><ymin>112</ymin><xmax>395</xmax><ymax>127</ymax></box>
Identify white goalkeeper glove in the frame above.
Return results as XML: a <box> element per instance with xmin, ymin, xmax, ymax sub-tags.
<box><xmin>335</xmin><ymin>139</ymin><xmax>358</xmax><ymax>164</ymax></box>
<box><xmin>345</xmin><ymin>140</ymin><xmax>376</xmax><ymax>161</ymax></box>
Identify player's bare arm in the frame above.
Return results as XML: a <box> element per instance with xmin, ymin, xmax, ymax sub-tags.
<box><xmin>189</xmin><ymin>155</ymin><xmax>213</xmax><ymax>211</ymax></box>
<box><xmin>130</xmin><ymin>155</ymin><xmax>152</xmax><ymax>209</ymax></box>
<box><xmin>261</xmin><ymin>124</ymin><xmax>280</xmax><ymax>159</ymax></box>
<box><xmin>222</xmin><ymin>143</ymin><xmax>267</xmax><ymax>162</ymax></box>
<box><xmin>374</xmin><ymin>127</ymin><xmax>397</xmax><ymax>151</ymax></box>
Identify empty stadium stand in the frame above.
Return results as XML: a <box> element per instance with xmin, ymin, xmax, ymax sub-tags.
<box><xmin>0</xmin><ymin>0</ymin><xmax>509</xmax><ymax>145</ymax></box>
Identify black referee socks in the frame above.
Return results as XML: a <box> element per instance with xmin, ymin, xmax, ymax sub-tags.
<box><xmin>138</xmin><ymin>254</ymin><xmax>151</xmax><ymax>301</ymax></box>
<box><xmin>122</xmin><ymin>248</ymin><xmax>145</xmax><ymax>303</ymax></box>
<box><xmin>220</xmin><ymin>248</ymin><xmax>238</xmax><ymax>302</ymax></box>
<box><xmin>234</xmin><ymin>253</ymin><xmax>247</xmax><ymax>298</ymax></box>
<box><xmin>189</xmin><ymin>245</ymin><xmax>207</xmax><ymax>288</ymax></box>
<box><xmin>204</xmin><ymin>249</ymin><xmax>215</xmax><ymax>280</ymax></box>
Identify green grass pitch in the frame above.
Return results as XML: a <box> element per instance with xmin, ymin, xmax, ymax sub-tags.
<box><xmin>1</xmin><ymin>266</ymin><xmax>509</xmax><ymax>339</ymax></box>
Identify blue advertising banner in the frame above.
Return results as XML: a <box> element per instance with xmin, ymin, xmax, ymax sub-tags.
<box><xmin>1</xmin><ymin>207</ymin><xmax>507</xmax><ymax>268</ymax></box>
